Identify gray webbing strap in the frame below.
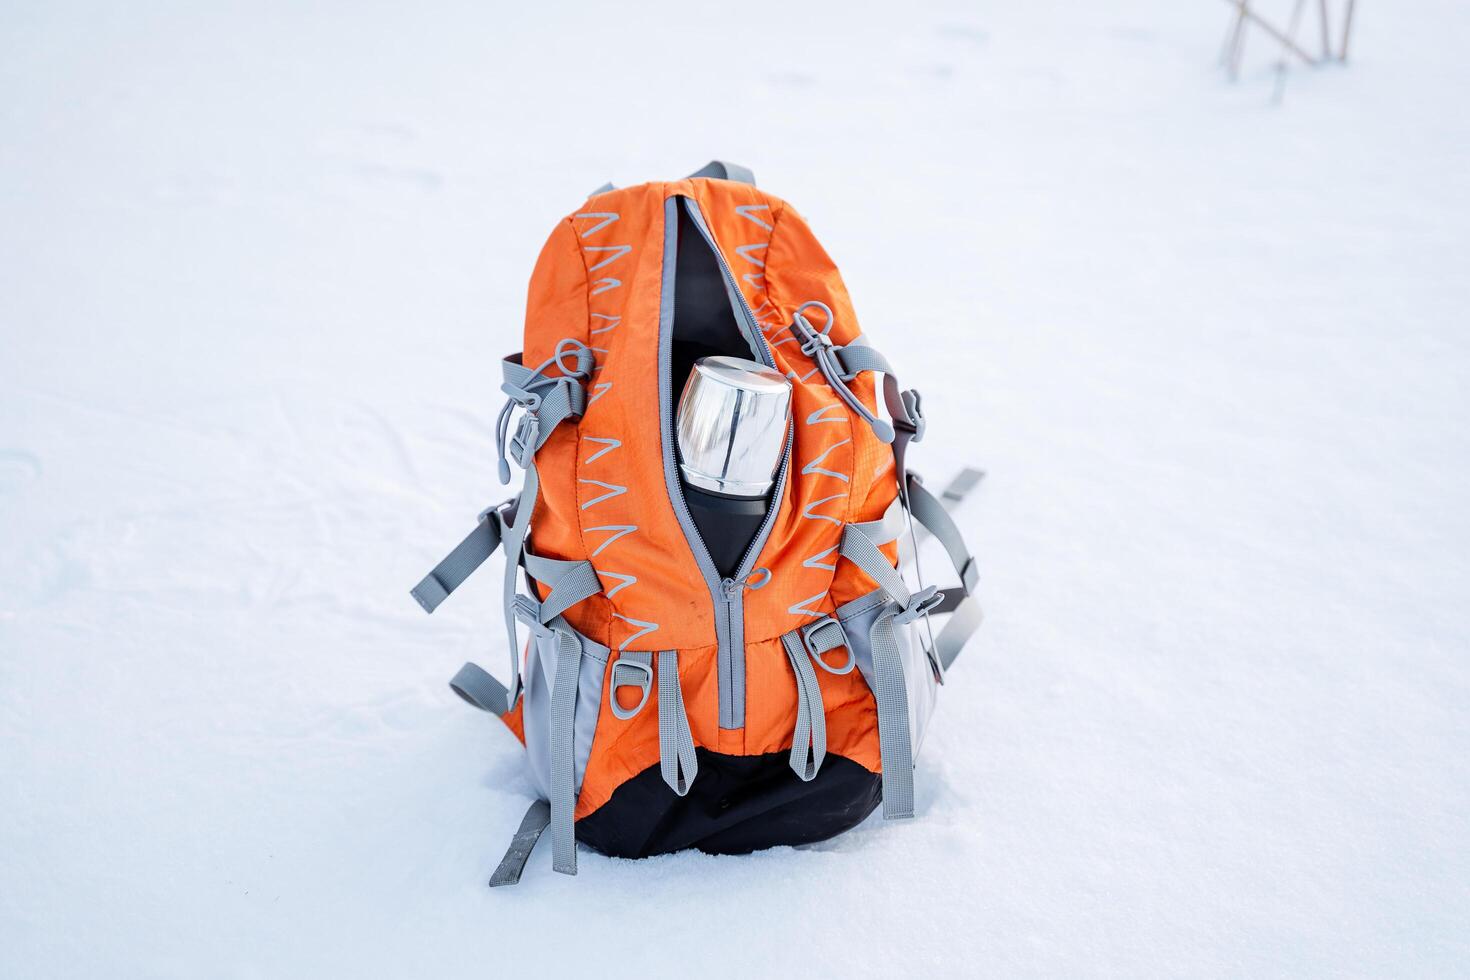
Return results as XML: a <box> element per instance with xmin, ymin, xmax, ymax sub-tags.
<box><xmin>941</xmin><ymin>467</ymin><xmax>986</xmax><ymax>505</ymax></box>
<box><xmin>906</xmin><ymin>473</ymin><xmax>983</xmax><ymax>670</ymax></box>
<box><xmin>488</xmin><ymin>799</ymin><xmax>551</xmax><ymax>888</ymax></box>
<box><xmin>686</xmin><ymin>160</ymin><xmax>756</xmax><ymax>185</ymax></box>
<box><xmin>884</xmin><ymin>374</ymin><xmax>924</xmax><ymax>480</ymax></box>
<box><xmin>907</xmin><ymin>476</ymin><xmax>977</xmax><ymax>593</ymax></box>
<box><xmin>494</xmin><ymin>347</ymin><xmax>592</xmax><ymax>707</ymax></box>
<box><xmin>523</xmin><ymin>553</ymin><xmax>604</xmax><ymax>624</ymax></box>
<box><xmin>549</xmin><ymin>627</ymin><xmax>582</xmax><ymax>875</ymax></box>
<box><xmin>839</xmin><ymin>506</ymin><xmax>926</xmax><ymax>819</ymax></box>
<box><xmin>850</xmin><ymin>495</ymin><xmax>907</xmax><ymax>547</ymax></box>
<box><xmin>937</xmin><ymin>593</ymin><xmax>984</xmax><ymax>671</ymax></box>
<box><xmin>840</xmin><ymin>524</ymin><xmax>911</xmax><ymax>606</ymax></box>
<box><xmin>832</xmin><ymin>337</ymin><xmax>895</xmax><ymax>380</ymax></box>
<box><xmin>410</xmin><ymin>516</ymin><xmax>502</xmax><ymax>614</ymax></box>
<box><xmin>868</xmin><ymin>609</ymin><xmax>915</xmax><ymax>818</ymax></box>
<box><xmin>500</xmin><ymin>463</ymin><xmax>538</xmax><ymax>705</ymax></box>
<box><xmin>656</xmin><ymin>652</ymin><xmax>698</xmax><ymax>796</ymax></box>
<box><xmin>780</xmin><ymin>631</ymin><xmax>828</xmax><ymax>781</ymax></box>
<box><xmin>449</xmin><ymin>661</ymin><xmax>513</xmax><ymax>715</ymax></box>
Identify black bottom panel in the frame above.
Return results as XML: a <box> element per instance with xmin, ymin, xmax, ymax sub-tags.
<box><xmin>575</xmin><ymin>749</ymin><xmax>881</xmax><ymax>859</ymax></box>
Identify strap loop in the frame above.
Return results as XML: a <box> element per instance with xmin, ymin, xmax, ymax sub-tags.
<box><xmin>894</xmin><ymin>585</ymin><xmax>944</xmax><ymax>627</ymax></box>
<box><xmin>656</xmin><ymin>652</ymin><xmax>699</xmax><ymax>796</ymax></box>
<box><xmin>780</xmin><ymin>631</ymin><xmax>828</xmax><ymax>781</ymax></box>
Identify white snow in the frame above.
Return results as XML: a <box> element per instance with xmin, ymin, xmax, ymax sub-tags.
<box><xmin>3</xmin><ymin>0</ymin><xmax>1467</xmax><ymax>975</ymax></box>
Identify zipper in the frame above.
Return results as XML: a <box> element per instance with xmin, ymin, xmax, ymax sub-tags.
<box><xmin>657</xmin><ymin>194</ymin><xmax>793</xmax><ymax>730</ymax></box>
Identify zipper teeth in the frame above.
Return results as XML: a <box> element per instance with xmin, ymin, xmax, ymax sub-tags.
<box><xmin>661</xmin><ymin>201</ymin><xmax>724</xmax><ymax>590</ymax></box>
<box><xmin>663</xmin><ymin>404</ymin><xmax>720</xmax><ymax>582</ymax></box>
<box><xmin>659</xmin><ymin>196</ymin><xmax>734</xmax><ymax>724</ymax></box>
<box><xmin>680</xmin><ymin>197</ymin><xmax>791</xmax><ymax>580</ymax></box>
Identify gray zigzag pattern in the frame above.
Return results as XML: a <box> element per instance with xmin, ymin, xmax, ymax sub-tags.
<box><xmin>574</xmin><ymin>208</ymin><xmax>658</xmax><ymax>646</ymax></box>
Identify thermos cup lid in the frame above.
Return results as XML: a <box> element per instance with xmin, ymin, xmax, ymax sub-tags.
<box><xmin>676</xmin><ymin>355</ymin><xmax>792</xmax><ymax>498</ymax></box>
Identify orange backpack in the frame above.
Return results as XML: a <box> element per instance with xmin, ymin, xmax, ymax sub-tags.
<box><xmin>411</xmin><ymin>162</ymin><xmax>983</xmax><ymax>885</ymax></box>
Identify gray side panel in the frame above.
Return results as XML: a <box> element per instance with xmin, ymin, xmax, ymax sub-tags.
<box><xmin>837</xmin><ymin>588</ymin><xmax>939</xmax><ymax>757</ymax></box>
<box><xmin>521</xmin><ymin>626</ymin><xmax>610</xmax><ymax>801</ymax></box>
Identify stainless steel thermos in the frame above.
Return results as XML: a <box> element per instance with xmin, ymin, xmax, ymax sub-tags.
<box><xmin>675</xmin><ymin>355</ymin><xmax>792</xmax><ymax>576</ymax></box>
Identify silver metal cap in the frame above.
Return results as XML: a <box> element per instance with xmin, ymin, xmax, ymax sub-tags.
<box><xmin>676</xmin><ymin>355</ymin><xmax>792</xmax><ymax>498</ymax></box>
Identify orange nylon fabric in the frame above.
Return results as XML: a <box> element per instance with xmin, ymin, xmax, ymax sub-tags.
<box><xmin>517</xmin><ymin>177</ymin><xmax>898</xmax><ymax>819</ymax></box>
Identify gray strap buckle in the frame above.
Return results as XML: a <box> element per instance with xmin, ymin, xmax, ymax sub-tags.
<box><xmin>608</xmin><ymin>654</ymin><xmax>654</xmax><ymax>720</ymax></box>
<box><xmin>894</xmin><ymin>585</ymin><xmax>944</xmax><ymax>626</ymax></box>
<box><xmin>510</xmin><ymin>594</ymin><xmax>552</xmax><ymax>639</ymax></box>
<box><xmin>478</xmin><ymin>496</ymin><xmax>516</xmax><ymax>530</ymax></box>
<box><xmin>508</xmin><ymin>413</ymin><xmax>540</xmax><ymax>468</ymax></box>
<box><xmin>896</xmin><ymin>389</ymin><xmax>926</xmax><ymax>442</ymax></box>
<box><xmin>801</xmin><ymin>617</ymin><xmax>855</xmax><ymax>675</ymax></box>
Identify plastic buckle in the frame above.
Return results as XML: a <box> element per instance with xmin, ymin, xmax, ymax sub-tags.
<box><xmin>894</xmin><ymin>585</ymin><xmax>944</xmax><ymax>626</ymax></box>
<box><xmin>478</xmin><ymin>495</ymin><xmax>516</xmax><ymax>525</ymax></box>
<box><xmin>508</xmin><ymin>412</ymin><xmax>540</xmax><ymax>468</ymax></box>
<box><xmin>608</xmin><ymin>656</ymin><xmax>654</xmax><ymax>720</ymax></box>
<box><xmin>801</xmin><ymin>617</ymin><xmax>855</xmax><ymax>675</ymax></box>
<box><xmin>478</xmin><ymin>496</ymin><xmax>517</xmax><ymax>536</ymax></box>
<box><xmin>898</xmin><ymin>389</ymin><xmax>926</xmax><ymax>443</ymax></box>
<box><xmin>510</xmin><ymin>594</ymin><xmax>552</xmax><ymax>639</ymax></box>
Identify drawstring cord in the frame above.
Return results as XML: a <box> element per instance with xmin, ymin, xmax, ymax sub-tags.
<box><xmin>788</xmin><ymin>301</ymin><xmax>895</xmax><ymax>444</ymax></box>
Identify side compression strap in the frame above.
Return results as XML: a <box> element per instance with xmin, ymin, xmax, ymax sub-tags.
<box><xmin>838</xmin><ymin>504</ymin><xmax>924</xmax><ymax>819</ymax></box>
<box><xmin>522</xmin><ymin>553</ymin><xmax>604</xmax><ymax>624</ymax></box>
<box><xmin>410</xmin><ymin>515</ymin><xmax>502</xmax><ymax>614</ymax></box>
<box><xmin>450</xmin><ymin>662</ymin><xmax>511</xmax><ymax>715</ymax></box>
<box><xmin>906</xmin><ymin>472</ymin><xmax>984</xmax><ymax>671</ymax></box>
<box><xmin>549</xmin><ymin>626</ymin><xmax>583</xmax><ymax>875</ymax></box>
<box><xmin>868</xmin><ymin>608</ymin><xmax>915</xmax><ymax>818</ymax></box>
<box><xmin>489</xmin><ymin>799</ymin><xmax>551</xmax><ymax>888</ymax></box>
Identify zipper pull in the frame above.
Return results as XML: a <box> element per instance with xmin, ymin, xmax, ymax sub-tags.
<box><xmin>721</xmin><ymin>577</ymin><xmax>741</xmax><ymax>600</ymax></box>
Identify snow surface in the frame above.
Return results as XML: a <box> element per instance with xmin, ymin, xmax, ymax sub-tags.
<box><xmin>3</xmin><ymin>1</ymin><xmax>1468</xmax><ymax>975</ymax></box>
